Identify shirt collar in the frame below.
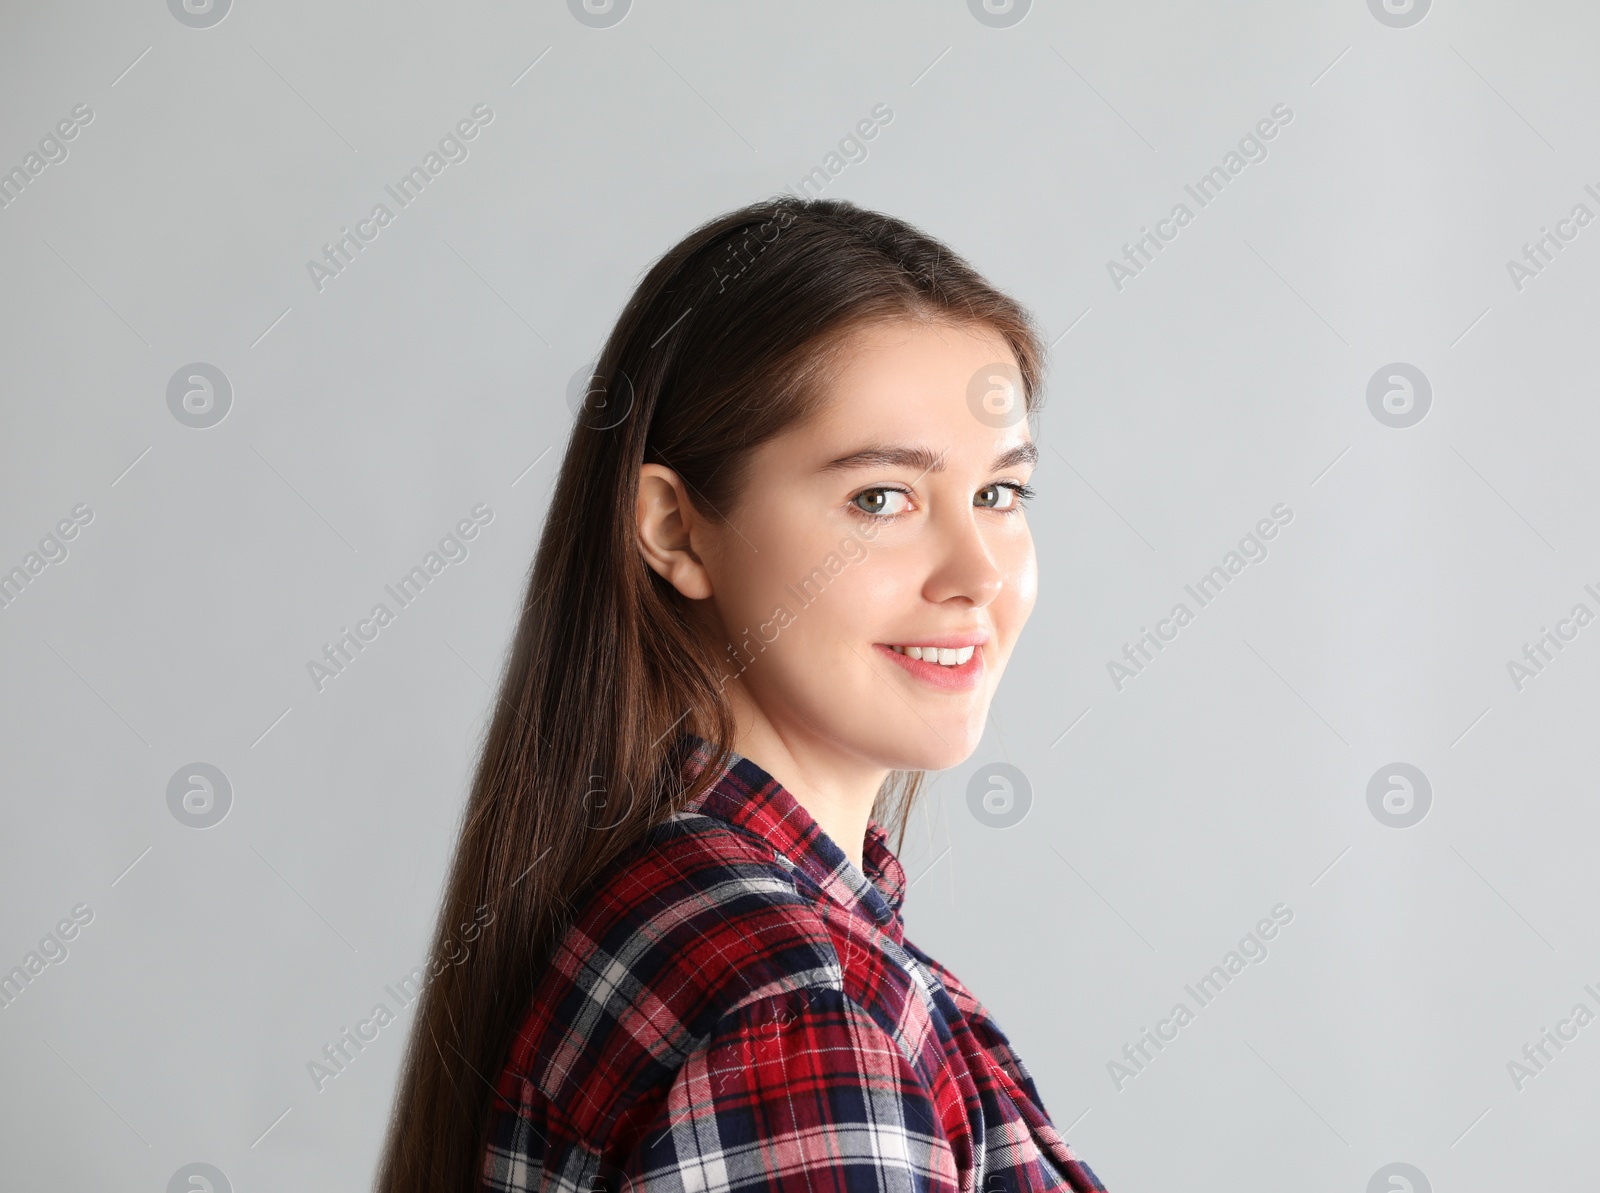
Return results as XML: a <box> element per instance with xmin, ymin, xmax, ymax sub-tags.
<box><xmin>675</xmin><ymin>733</ymin><xmax>907</xmax><ymax>942</ymax></box>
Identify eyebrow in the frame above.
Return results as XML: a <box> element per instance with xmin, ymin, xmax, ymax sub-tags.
<box><xmin>819</xmin><ymin>441</ymin><xmax>1038</xmax><ymax>474</ymax></box>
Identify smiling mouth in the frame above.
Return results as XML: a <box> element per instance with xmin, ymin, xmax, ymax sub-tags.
<box><xmin>884</xmin><ymin>644</ymin><xmax>975</xmax><ymax>667</ymax></box>
<box><xmin>873</xmin><ymin>642</ymin><xmax>985</xmax><ymax>691</ymax></box>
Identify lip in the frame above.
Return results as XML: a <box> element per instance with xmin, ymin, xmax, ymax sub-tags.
<box><xmin>873</xmin><ymin>640</ymin><xmax>987</xmax><ymax>692</ymax></box>
<box><xmin>878</xmin><ymin>631</ymin><xmax>990</xmax><ymax>650</ymax></box>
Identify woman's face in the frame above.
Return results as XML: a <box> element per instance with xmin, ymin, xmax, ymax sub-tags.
<box><xmin>689</xmin><ymin>318</ymin><xmax>1039</xmax><ymax>774</ymax></box>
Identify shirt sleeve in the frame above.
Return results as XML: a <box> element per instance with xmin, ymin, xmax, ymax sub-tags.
<box><xmin>610</xmin><ymin>984</ymin><xmax>960</xmax><ymax>1193</ymax></box>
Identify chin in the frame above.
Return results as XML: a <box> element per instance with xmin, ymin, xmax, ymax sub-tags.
<box><xmin>878</xmin><ymin>720</ymin><xmax>987</xmax><ymax>774</ymax></box>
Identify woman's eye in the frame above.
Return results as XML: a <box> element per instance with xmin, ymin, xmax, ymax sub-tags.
<box><xmin>852</xmin><ymin>488</ymin><xmax>910</xmax><ymax>516</ymax></box>
<box><xmin>975</xmin><ymin>484</ymin><xmax>1015</xmax><ymax>510</ymax></box>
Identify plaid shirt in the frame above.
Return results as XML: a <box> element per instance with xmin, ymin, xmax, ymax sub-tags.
<box><xmin>481</xmin><ymin>735</ymin><xmax>1108</xmax><ymax>1193</ymax></box>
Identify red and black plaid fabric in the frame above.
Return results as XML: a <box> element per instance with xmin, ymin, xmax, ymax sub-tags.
<box><xmin>480</xmin><ymin>734</ymin><xmax>1109</xmax><ymax>1193</ymax></box>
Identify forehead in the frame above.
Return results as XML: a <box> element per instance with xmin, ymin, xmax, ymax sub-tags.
<box><xmin>828</xmin><ymin>317</ymin><xmax>1015</xmax><ymax>388</ymax></box>
<box><xmin>805</xmin><ymin>318</ymin><xmax>1028</xmax><ymax>446</ymax></box>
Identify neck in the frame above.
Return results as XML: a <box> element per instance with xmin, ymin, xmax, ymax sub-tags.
<box><xmin>722</xmin><ymin>694</ymin><xmax>888</xmax><ymax>873</ymax></box>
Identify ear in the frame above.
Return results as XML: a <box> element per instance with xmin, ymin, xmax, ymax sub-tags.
<box><xmin>636</xmin><ymin>463</ymin><xmax>714</xmax><ymax>600</ymax></box>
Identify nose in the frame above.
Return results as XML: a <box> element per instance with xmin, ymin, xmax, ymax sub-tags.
<box><xmin>922</xmin><ymin>506</ymin><xmax>1004</xmax><ymax>608</ymax></box>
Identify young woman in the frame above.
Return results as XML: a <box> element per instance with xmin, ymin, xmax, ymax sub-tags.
<box><xmin>375</xmin><ymin>197</ymin><xmax>1109</xmax><ymax>1192</ymax></box>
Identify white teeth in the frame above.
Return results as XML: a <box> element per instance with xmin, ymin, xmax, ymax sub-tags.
<box><xmin>888</xmin><ymin>644</ymin><xmax>976</xmax><ymax>666</ymax></box>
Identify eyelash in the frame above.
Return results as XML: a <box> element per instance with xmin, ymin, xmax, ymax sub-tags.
<box><xmin>848</xmin><ymin>481</ymin><xmax>1036</xmax><ymax>522</ymax></box>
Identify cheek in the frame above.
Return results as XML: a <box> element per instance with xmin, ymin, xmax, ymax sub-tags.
<box><xmin>847</xmin><ymin>544</ymin><xmax>920</xmax><ymax>607</ymax></box>
<box><xmin>998</xmin><ymin>530</ymin><xmax>1036</xmax><ymax>614</ymax></box>
<box><xmin>745</xmin><ymin>541</ymin><xmax>909</xmax><ymax>672</ymax></box>
<box><xmin>721</xmin><ymin>572</ymin><xmax>795</xmax><ymax>642</ymax></box>
<box><xmin>997</xmin><ymin>532</ymin><xmax>1039</xmax><ymax>634</ymax></box>
<box><xmin>778</xmin><ymin>554</ymin><xmax>883</xmax><ymax>649</ymax></box>
<box><xmin>713</xmin><ymin>527</ymin><xmax>877</xmax><ymax>654</ymax></box>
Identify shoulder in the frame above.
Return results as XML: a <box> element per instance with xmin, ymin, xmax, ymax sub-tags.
<box><xmin>505</xmin><ymin>810</ymin><xmax>846</xmax><ymax>1130</ymax></box>
<box><xmin>901</xmin><ymin>938</ymin><xmax>981</xmax><ymax>1017</ymax></box>
<box><xmin>901</xmin><ymin>937</ymin><xmax>1048</xmax><ymax>1104</ymax></box>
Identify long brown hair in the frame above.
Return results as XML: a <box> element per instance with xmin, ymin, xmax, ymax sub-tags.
<box><xmin>374</xmin><ymin>195</ymin><xmax>1045</xmax><ymax>1193</ymax></box>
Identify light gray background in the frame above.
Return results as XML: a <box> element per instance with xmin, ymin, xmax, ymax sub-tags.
<box><xmin>2</xmin><ymin>0</ymin><xmax>1595</xmax><ymax>1189</ymax></box>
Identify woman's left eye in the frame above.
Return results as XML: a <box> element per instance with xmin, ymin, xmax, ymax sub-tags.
<box><xmin>975</xmin><ymin>482</ymin><xmax>1033</xmax><ymax>510</ymax></box>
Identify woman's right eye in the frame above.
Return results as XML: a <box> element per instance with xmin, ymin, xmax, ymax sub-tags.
<box><xmin>851</xmin><ymin>488</ymin><xmax>910</xmax><ymax>517</ymax></box>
